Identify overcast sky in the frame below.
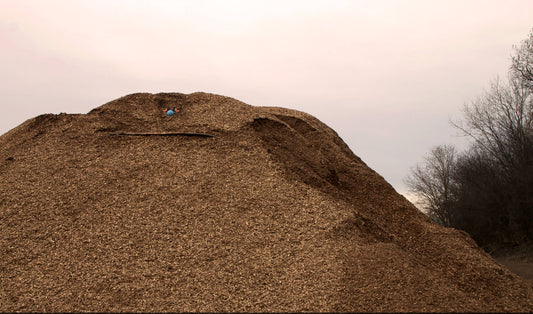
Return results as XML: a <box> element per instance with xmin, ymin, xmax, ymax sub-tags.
<box><xmin>1</xmin><ymin>0</ymin><xmax>532</xmax><ymax>199</ymax></box>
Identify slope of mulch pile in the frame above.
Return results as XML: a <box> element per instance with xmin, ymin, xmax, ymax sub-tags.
<box><xmin>1</xmin><ymin>92</ymin><xmax>532</xmax><ymax>312</ymax></box>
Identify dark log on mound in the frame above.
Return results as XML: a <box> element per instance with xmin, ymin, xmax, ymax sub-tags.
<box><xmin>109</xmin><ymin>132</ymin><xmax>214</xmax><ymax>137</ymax></box>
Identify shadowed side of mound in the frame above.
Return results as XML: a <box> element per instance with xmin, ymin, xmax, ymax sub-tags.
<box><xmin>245</xmin><ymin>109</ymin><xmax>533</xmax><ymax>311</ymax></box>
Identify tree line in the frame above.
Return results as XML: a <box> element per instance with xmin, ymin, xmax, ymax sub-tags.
<box><xmin>405</xmin><ymin>29</ymin><xmax>533</xmax><ymax>249</ymax></box>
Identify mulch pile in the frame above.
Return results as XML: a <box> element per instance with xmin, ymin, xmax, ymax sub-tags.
<box><xmin>1</xmin><ymin>92</ymin><xmax>532</xmax><ymax>312</ymax></box>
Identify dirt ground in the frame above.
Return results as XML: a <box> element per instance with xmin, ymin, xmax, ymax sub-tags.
<box><xmin>493</xmin><ymin>245</ymin><xmax>533</xmax><ymax>283</ymax></box>
<box><xmin>489</xmin><ymin>243</ymin><xmax>533</xmax><ymax>283</ymax></box>
<box><xmin>497</xmin><ymin>258</ymin><xmax>533</xmax><ymax>283</ymax></box>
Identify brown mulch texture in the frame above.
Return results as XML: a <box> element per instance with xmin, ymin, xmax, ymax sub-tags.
<box><xmin>0</xmin><ymin>92</ymin><xmax>532</xmax><ymax>312</ymax></box>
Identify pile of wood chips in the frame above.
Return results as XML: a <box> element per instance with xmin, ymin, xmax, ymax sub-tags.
<box><xmin>0</xmin><ymin>92</ymin><xmax>532</xmax><ymax>312</ymax></box>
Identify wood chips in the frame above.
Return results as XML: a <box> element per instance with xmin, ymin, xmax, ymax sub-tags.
<box><xmin>0</xmin><ymin>92</ymin><xmax>532</xmax><ymax>312</ymax></box>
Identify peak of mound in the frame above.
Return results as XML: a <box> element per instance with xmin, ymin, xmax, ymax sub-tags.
<box><xmin>1</xmin><ymin>92</ymin><xmax>532</xmax><ymax>312</ymax></box>
<box><xmin>1</xmin><ymin>92</ymin><xmax>338</xmax><ymax>146</ymax></box>
<box><xmin>1</xmin><ymin>92</ymin><xmax>257</xmax><ymax>142</ymax></box>
<box><xmin>87</xmin><ymin>92</ymin><xmax>261</xmax><ymax>133</ymax></box>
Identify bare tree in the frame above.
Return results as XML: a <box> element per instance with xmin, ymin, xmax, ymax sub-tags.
<box><xmin>511</xmin><ymin>29</ymin><xmax>533</xmax><ymax>89</ymax></box>
<box><xmin>406</xmin><ymin>30</ymin><xmax>533</xmax><ymax>247</ymax></box>
<box><xmin>448</xmin><ymin>76</ymin><xmax>532</xmax><ymax>244</ymax></box>
<box><xmin>451</xmin><ymin>76</ymin><xmax>533</xmax><ymax>176</ymax></box>
<box><xmin>451</xmin><ymin>147</ymin><xmax>510</xmax><ymax>245</ymax></box>
<box><xmin>405</xmin><ymin>145</ymin><xmax>457</xmax><ymax>226</ymax></box>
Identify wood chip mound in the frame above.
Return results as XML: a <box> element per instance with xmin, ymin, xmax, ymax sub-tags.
<box><xmin>1</xmin><ymin>92</ymin><xmax>532</xmax><ymax>312</ymax></box>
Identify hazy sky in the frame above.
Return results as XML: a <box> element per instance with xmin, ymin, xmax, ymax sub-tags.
<box><xmin>1</xmin><ymin>0</ymin><xmax>532</xmax><ymax>198</ymax></box>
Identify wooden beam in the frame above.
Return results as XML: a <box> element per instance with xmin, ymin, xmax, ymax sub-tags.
<box><xmin>109</xmin><ymin>132</ymin><xmax>214</xmax><ymax>137</ymax></box>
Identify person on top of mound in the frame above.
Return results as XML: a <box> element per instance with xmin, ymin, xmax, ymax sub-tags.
<box><xmin>163</xmin><ymin>107</ymin><xmax>179</xmax><ymax>116</ymax></box>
